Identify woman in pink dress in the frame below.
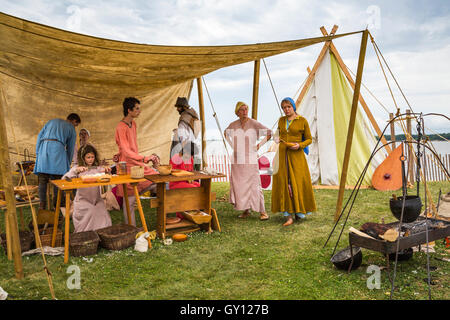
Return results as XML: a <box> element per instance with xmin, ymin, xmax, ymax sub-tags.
<box><xmin>62</xmin><ymin>145</ymin><xmax>112</xmax><ymax>233</ymax></box>
<box><xmin>224</xmin><ymin>101</ymin><xmax>272</xmax><ymax>220</ymax></box>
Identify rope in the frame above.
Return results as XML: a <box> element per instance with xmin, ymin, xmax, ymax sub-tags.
<box><xmin>201</xmin><ymin>76</ymin><xmax>230</xmax><ymax>158</ymax></box>
<box><xmin>262</xmin><ymin>58</ymin><xmax>283</xmax><ymax>116</ymax></box>
<box><xmin>1</xmin><ymin>88</ymin><xmax>56</xmax><ymax>300</ymax></box>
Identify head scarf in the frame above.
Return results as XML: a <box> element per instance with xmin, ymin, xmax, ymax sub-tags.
<box><xmin>281</xmin><ymin>97</ymin><xmax>296</xmax><ymax>112</ymax></box>
<box><xmin>235</xmin><ymin>101</ymin><xmax>247</xmax><ymax>116</ymax></box>
<box><xmin>281</xmin><ymin>97</ymin><xmax>309</xmax><ymax>155</ymax></box>
<box><xmin>80</xmin><ymin>128</ymin><xmax>90</xmax><ymax>136</ymax></box>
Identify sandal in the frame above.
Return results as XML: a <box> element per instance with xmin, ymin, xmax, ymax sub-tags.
<box><xmin>260</xmin><ymin>212</ymin><xmax>269</xmax><ymax>221</ymax></box>
<box><xmin>238</xmin><ymin>210</ymin><xmax>251</xmax><ymax>219</ymax></box>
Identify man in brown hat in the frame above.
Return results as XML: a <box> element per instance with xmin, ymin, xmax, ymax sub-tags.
<box><xmin>172</xmin><ymin>97</ymin><xmax>201</xmax><ymax>171</ymax></box>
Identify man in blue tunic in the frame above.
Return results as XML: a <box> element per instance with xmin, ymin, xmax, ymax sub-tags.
<box><xmin>34</xmin><ymin>113</ymin><xmax>81</xmax><ymax>209</ymax></box>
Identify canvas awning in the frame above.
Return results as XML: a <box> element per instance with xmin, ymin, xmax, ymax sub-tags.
<box><xmin>0</xmin><ymin>12</ymin><xmax>363</xmax><ymax>164</ymax></box>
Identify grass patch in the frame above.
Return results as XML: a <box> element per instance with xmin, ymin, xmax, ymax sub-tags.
<box><xmin>0</xmin><ymin>182</ymin><xmax>449</xmax><ymax>300</ymax></box>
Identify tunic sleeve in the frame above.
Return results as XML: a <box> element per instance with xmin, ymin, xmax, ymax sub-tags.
<box><xmin>62</xmin><ymin>166</ymin><xmax>79</xmax><ymax>180</ymax></box>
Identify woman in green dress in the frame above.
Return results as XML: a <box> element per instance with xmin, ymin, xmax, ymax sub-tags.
<box><xmin>271</xmin><ymin>97</ymin><xmax>316</xmax><ymax>226</ymax></box>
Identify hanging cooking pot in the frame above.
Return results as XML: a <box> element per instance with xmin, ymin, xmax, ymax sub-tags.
<box><xmin>389</xmin><ymin>195</ymin><xmax>422</xmax><ymax>223</ymax></box>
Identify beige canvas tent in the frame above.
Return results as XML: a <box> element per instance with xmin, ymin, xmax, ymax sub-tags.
<box><xmin>295</xmin><ymin>26</ymin><xmax>391</xmax><ymax>187</ymax></box>
<box><xmin>0</xmin><ymin>12</ymin><xmax>368</xmax><ymax>279</ymax></box>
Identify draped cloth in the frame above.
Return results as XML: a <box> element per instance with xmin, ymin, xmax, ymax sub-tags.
<box><xmin>0</xmin><ymin>12</ymin><xmax>362</xmax><ymax>167</ymax></box>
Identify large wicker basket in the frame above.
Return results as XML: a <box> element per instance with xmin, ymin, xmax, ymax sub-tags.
<box><xmin>0</xmin><ymin>230</ymin><xmax>34</xmax><ymax>253</ymax></box>
<box><xmin>35</xmin><ymin>227</ymin><xmax>63</xmax><ymax>247</ymax></box>
<box><xmin>69</xmin><ymin>231</ymin><xmax>100</xmax><ymax>257</ymax></box>
<box><xmin>96</xmin><ymin>224</ymin><xmax>138</xmax><ymax>251</ymax></box>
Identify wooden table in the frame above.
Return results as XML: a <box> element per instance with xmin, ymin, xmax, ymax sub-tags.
<box><xmin>50</xmin><ymin>174</ymin><xmax>148</xmax><ymax>263</ymax></box>
<box><xmin>145</xmin><ymin>172</ymin><xmax>224</xmax><ymax>239</ymax></box>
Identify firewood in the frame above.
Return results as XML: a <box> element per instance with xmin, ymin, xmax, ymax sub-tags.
<box><xmin>379</xmin><ymin>228</ymin><xmax>399</xmax><ymax>242</ymax></box>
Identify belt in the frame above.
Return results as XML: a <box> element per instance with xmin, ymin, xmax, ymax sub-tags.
<box><xmin>43</xmin><ymin>139</ymin><xmax>66</xmax><ymax>150</ymax></box>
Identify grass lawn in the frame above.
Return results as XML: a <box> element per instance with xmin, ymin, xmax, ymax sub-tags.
<box><xmin>0</xmin><ymin>181</ymin><xmax>449</xmax><ymax>300</ymax></box>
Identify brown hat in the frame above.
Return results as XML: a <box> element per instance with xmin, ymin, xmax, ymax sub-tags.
<box><xmin>175</xmin><ymin>97</ymin><xmax>190</xmax><ymax>108</ymax></box>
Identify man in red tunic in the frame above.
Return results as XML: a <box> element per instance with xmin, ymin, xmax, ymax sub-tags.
<box><xmin>115</xmin><ymin>97</ymin><xmax>159</xmax><ymax>226</ymax></box>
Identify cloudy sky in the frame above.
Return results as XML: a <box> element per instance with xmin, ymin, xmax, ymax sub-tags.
<box><xmin>1</xmin><ymin>0</ymin><xmax>449</xmax><ymax>138</ymax></box>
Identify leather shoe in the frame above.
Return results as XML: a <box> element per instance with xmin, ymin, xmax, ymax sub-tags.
<box><xmin>283</xmin><ymin>217</ymin><xmax>294</xmax><ymax>226</ymax></box>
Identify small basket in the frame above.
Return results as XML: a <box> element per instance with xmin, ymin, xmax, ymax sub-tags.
<box><xmin>130</xmin><ymin>166</ymin><xmax>144</xmax><ymax>179</ymax></box>
<box><xmin>69</xmin><ymin>231</ymin><xmax>100</xmax><ymax>257</ymax></box>
<box><xmin>96</xmin><ymin>224</ymin><xmax>138</xmax><ymax>251</ymax></box>
<box><xmin>14</xmin><ymin>185</ymin><xmax>38</xmax><ymax>197</ymax></box>
<box><xmin>1</xmin><ymin>230</ymin><xmax>34</xmax><ymax>253</ymax></box>
<box><xmin>35</xmin><ymin>227</ymin><xmax>63</xmax><ymax>247</ymax></box>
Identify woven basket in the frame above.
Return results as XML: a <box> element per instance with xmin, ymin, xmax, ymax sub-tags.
<box><xmin>69</xmin><ymin>231</ymin><xmax>100</xmax><ymax>257</ymax></box>
<box><xmin>14</xmin><ymin>185</ymin><xmax>38</xmax><ymax>197</ymax></box>
<box><xmin>96</xmin><ymin>224</ymin><xmax>138</xmax><ymax>251</ymax></box>
<box><xmin>1</xmin><ymin>230</ymin><xmax>34</xmax><ymax>253</ymax></box>
<box><xmin>35</xmin><ymin>227</ymin><xmax>63</xmax><ymax>247</ymax></box>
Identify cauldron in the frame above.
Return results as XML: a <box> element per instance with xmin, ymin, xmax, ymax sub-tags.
<box><xmin>331</xmin><ymin>246</ymin><xmax>362</xmax><ymax>271</ymax></box>
<box><xmin>389</xmin><ymin>195</ymin><xmax>422</xmax><ymax>223</ymax></box>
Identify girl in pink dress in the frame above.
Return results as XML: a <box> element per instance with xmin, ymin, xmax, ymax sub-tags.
<box><xmin>62</xmin><ymin>145</ymin><xmax>112</xmax><ymax>233</ymax></box>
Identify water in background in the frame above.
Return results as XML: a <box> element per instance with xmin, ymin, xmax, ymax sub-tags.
<box><xmin>205</xmin><ymin>139</ymin><xmax>450</xmax><ymax>156</ymax></box>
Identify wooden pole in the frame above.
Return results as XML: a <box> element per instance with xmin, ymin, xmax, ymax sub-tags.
<box><xmin>295</xmin><ymin>25</ymin><xmax>338</xmax><ymax>108</ymax></box>
<box><xmin>406</xmin><ymin>109</ymin><xmax>414</xmax><ymax>184</ymax></box>
<box><xmin>334</xmin><ymin>29</ymin><xmax>369</xmax><ymax>222</ymax></box>
<box><xmin>197</xmin><ymin>77</ymin><xmax>207</xmax><ymax>169</ymax></box>
<box><xmin>251</xmin><ymin>60</ymin><xmax>260</xmax><ymax>120</ymax></box>
<box><xmin>0</xmin><ymin>89</ymin><xmax>24</xmax><ymax>279</ymax></box>
<box><xmin>320</xmin><ymin>27</ymin><xmax>391</xmax><ymax>154</ymax></box>
<box><xmin>389</xmin><ymin>113</ymin><xmax>396</xmax><ymax>149</ymax></box>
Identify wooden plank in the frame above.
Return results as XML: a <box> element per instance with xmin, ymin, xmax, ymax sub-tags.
<box><xmin>150</xmin><ymin>192</ymin><xmax>216</xmax><ymax>208</ymax></box>
<box><xmin>145</xmin><ymin>172</ymin><xmax>225</xmax><ymax>184</ymax></box>
<box><xmin>335</xmin><ymin>30</ymin><xmax>369</xmax><ymax>222</ymax></box>
<box><xmin>163</xmin><ymin>188</ymin><xmax>207</xmax><ymax>213</ymax></box>
<box><xmin>50</xmin><ymin>174</ymin><xmax>147</xmax><ymax>190</ymax></box>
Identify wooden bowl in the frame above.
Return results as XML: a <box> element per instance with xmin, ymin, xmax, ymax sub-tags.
<box><xmin>158</xmin><ymin>165</ymin><xmax>172</xmax><ymax>175</ymax></box>
<box><xmin>166</xmin><ymin>217</ymin><xmax>181</xmax><ymax>225</ymax></box>
<box><xmin>172</xmin><ymin>233</ymin><xmax>188</xmax><ymax>242</ymax></box>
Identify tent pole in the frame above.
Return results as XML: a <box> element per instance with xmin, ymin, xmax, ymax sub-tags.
<box><xmin>334</xmin><ymin>29</ymin><xmax>369</xmax><ymax>222</ymax></box>
<box><xmin>0</xmin><ymin>88</ymin><xmax>24</xmax><ymax>279</ymax></box>
<box><xmin>320</xmin><ymin>27</ymin><xmax>391</xmax><ymax>154</ymax></box>
<box><xmin>196</xmin><ymin>77</ymin><xmax>207</xmax><ymax>169</ymax></box>
<box><xmin>252</xmin><ymin>60</ymin><xmax>260</xmax><ymax>120</ymax></box>
<box><xmin>295</xmin><ymin>25</ymin><xmax>338</xmax><ymax>107</ymax></box>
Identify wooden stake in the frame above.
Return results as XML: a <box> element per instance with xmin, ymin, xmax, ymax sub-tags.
<box><xmin>197</xmin><ymin>77</ymin><xmax>207</xmax><ymax>169</ymax></box>
<box><xmin>389</xmin><ymin>113</ymin><xmax>396</xmax><ymax>149</ymax></box>
<box><xmin>252</xmin><ymin>60</ymin><xmax>260</xmax><ymax>120</ymax></box>
<box><xmin>334</xmin><ymin>30</ymin><xmax>369</xmax><ymax>222</ymax></box>
<box><xmin>0</xmin><ymin>88</ymin><xmax>24</xmax><ymax>279</ymax></box>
